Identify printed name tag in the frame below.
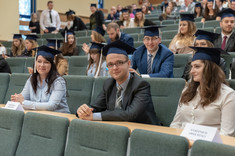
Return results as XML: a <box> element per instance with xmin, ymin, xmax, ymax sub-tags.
<box><xmin>180</xmin><ymin>123</ymin><xmax>222</xmax><ymax>143</ymax></box>
<box><xmin>4</xmin><ymin>101</ymin><xmax>24</xmax><ymax>112</ymax></box>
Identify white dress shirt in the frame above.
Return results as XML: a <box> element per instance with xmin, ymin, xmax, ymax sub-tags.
<box><xmin>40</xmin><ymin>9</ymin><xmax>61</xmax><ymax>31</ymax></box>
<box><xmin>170</xmin><ymin>84</ymin><xmax>235</xmax><ymax>137</ymax></box>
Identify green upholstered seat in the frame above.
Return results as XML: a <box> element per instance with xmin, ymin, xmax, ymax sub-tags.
<box><xmin>4</xmin><ymin>73</ymin><xmax>29</xmax><ymax>104</ymax></box>
<box><xmin>90</xmin><ymin>77</ymin><xmax>107</xmax><ymax>105</ymax></box>
<box><xmin>15</xmin><ymin>112</ymin><xmax>69</xmax><ymax>156</ymax></box>
<box><xmin>0</xmin><ymin>108</ymin><xmax>24</xmax><ymax>156</ymax></box>
<box><xmin>130</xmin><ymin>129</ymin><xmax>189</xmax><ymax>156</ymax></box>
<box><xmin>191</xmin><ymin>140</ymin><xmax>235</xmax><ymax>156</ymax></box>
<box><xmin>6</xmin><ymin>57</ymin><xmax>25</xmax><ymax>73</ymax></box>
<box><xmin>144</xmin><ymin>78</ymin><xmax>185</xmax><ymax>126</ymax></box>
<box><xmin>24</xmin><ymin>57</ymin><xmax>34</xmax><ymax>73</ymax></box>
<box><xmin>68</xmin><ymin>56</ymin><xmax>88</xmax><ymax>75</ymax></box>
<box><xmin>174</xmin><ymin>54</ymin><xmax>191</xmax><ymax>78</ymax></box>
<box><xmin>64</xmin><ymin>119</ymin><xmax>130</xmax><ymax>156</ymax></box>
<box><xmin>0</xmin><ymin>73</ymin><xmax>9</xmax><ymax>103</ymax></box>
<box><xmin>64</xmin><ymin>75</ymin><xmax>94</xmax><ymax>114</ymax></box>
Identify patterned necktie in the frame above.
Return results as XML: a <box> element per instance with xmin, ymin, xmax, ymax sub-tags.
<box><xmin>147</xmin><ymin>54</ymin><xmax>153</xmax><ymax>74</ymax></box>
<box><xmin>49</xmin><ymin>11</ymin><xmax>53</xmax><ymax>23</ymax></box>
<box><xmin>115</xmin><ymin>85</ymin><xmax>123</xmax><ymax>109</ymax></box>
<box><xmin>221</xmin><ymin>36</ymin><xmax>227</xmax><ymax>50</ymax></box>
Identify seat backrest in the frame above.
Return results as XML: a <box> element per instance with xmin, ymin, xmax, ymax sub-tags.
<box><xmin>204</xmin><ymin>20</ymin><xmax>220</xmax><ymax>28</ymax></box>
<box><xmin>191</xmin><ymin>140</ymin><xmax>235</xmax><ymax>156</ymax></box>
<box><xmin>161</xmin><ymin>30</ymin><xmax>178</xmax><ymax>40</ymax></box>
<box><xmin>6</xmin><ymin>57</ymin><xmax>26</xmax><ymax>73</ymax></box>
<box><xmin>144</xmin><ymin>78</ymin><xmax>185</xmax><ymax>126</ymax></box>
<box><xmin>64</xmin><ymin>119</ymin><xmax>130</xmax><ymax>156</ymax></box>
<box><xmin>64</xmin><ymin>75</ymin><xmax>94</xmax><ymax>114</ymax></box>
<box><xmin>15</xmin><ymin>112</ymin><xmax>69</xmax><ymax>156</ymax></box>
<box><xmin>90</xmin><ymin>77</ymin><xmax>107</xmax><ymax>105</ymax></box>
<box><xmin>77</xmin><ymin>36</ymin><xmax>91</xmax><ymax>44</ymax></box>
<box><xmin>0</xmin><ymin>108</ymin><xmax>24</xmax><ymax>156</ymax></box>
<box><xmin>122</xmin><ymin>28</ymin><xmax>142</xmax><ymax>34</ymax></box>
<box><xmin>4</xmin><ymin>73</ymin><xmax>30</xmax><ymax>104</ymax></box>
<box><xmin>24</xmin><ymin>57</ymin><xmax>35</xmax><ymax>73</ymax></box>
<box><xmin>174</xmin><ymin>54</ymin><xmax>191</xmax><ymax>78</ymax></box>
<box><xmin>161</xmin><ymin>40</ymin><xmax>172</xmax><ymax>47</ymax></box>
<box><xmin>228</xmin><ymin>79</ymin><xmax>235</xmax><ymax>90</ymax></box>
<box><xmin>130</xmin><ymin>129</ymin><xmax>189</xmax><ymax>156</ymax></box>
<box><xmin>0</xmin><ymin>73</ymin><xmax>10</xmax><ymax>103</ymax></box>
<box><xmin>68</xmin><ymin>56</ymin><xmax>88</xmax><ymax>75</ymax></box>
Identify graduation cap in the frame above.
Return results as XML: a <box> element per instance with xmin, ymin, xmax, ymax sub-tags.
<box><xmin>36</xmin><ymin>45</ymin><xmax>62</xmax><ymax>58</ymax></box>
<box><xmin>46</xmin><ymin>39</ymin><xmax>63</xmax><ymax>49</ymax></box>
<box><xmin>65</xmin><ymin>9</ymin><xmax>75</xmax><ymax>15</ymax></box>
<box><xmin>141</xmin><ymin>25</ymin><xmax>165</xmax><ymax>37</ymax></box>
<box><xmin>180</xmin><ymin>13</ymin><xmax>195</xmax><ymax>22</ymax></box>
<box><xmin>194</xmin><ymin>30</ymin><xmax>220</xmax><ymax>43</ymax></box>
<box><xmin>93</xmin><ymin>26</ymin><xmax>105</xmax><ymax>36</ymax></box>
<box><xmin>25</xmin><ymin>35</ymin><xmax>38</xmax><ymax>41</ymax></box>
<box><xmin>90</xmin><ymin>42</ymin><xmax>105</xmax><ymax>52</ymax></box>
<box><xmin>195</xmin><ymin>3</ymin><xmax>201</xmax><ymax>8</ymax></box>
<box><xmin>13</xmin><ymin>34</ymin><xmax>22</xmax><ymax>39</ymax></box>
<box><xmin>90</xmin><ymin>3</ymin><xmax>97</xmax><ymax>7</ymax></box>
<box><xmin>190</xmin><ymin>47</ymin><xmax>229</xmax><ymax>65</ymax></box>
<box><xmin>135</xmin><ymin>8</ymin><xmax>142</xmax><ymax>13</ymax></box>
<box><xmin>121</xmin><ymin>8</ymin><xmax>129</xmax><ymax>13</ymax></box>
<box><xmin>218</xmin><ymin>8</ymin><xmax>235</xmax><ymax>19</ymax></box>
<box><xmin>103</xmin><ymin>40</ymin><xmax>136</xmax><ymax>56</ymax></box>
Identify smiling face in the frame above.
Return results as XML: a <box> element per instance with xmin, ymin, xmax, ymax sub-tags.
<box><xmin>122</xmin><ymin>12</ymin><xmax>129</xmax><ymax>20</ymax></box>
<box><xmin>190</xmin><ymin>60</ymin><xmax>205</xmax><ymax>83</ymax></box>
<box><xmin>36</xmin><ymin>55</ymin><xmax>52</xmax><ymax>77</ymax></box>
<box><xmin>106</xmin><ymin>53</ymin><xmax>130</xmax><ymax>84</ymax></box>
<box><xmin>143</xmin><ymin>36</ymin><xmax>161</xmax><ymax>53</ymax></box>
<box><xmin>136</xmin><ymin>11</ymin><xmax>143</xmax><ymax>20</ymax></box>
<box><xmin>180</xmin><ymin>21</ymin><xmax>189</xmax><ymax>35</ymax></box>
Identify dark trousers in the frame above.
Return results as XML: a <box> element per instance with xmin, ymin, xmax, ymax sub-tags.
<box><xmin>45</xmin><ymin>27</ymin><xmax>56</xmax><ymax>33</ymax></box>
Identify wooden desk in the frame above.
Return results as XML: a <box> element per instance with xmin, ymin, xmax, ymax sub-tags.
<box><xmin>1</xmin><ymin>104</ymin><xmax>235</xmax><ymax>148</ymax></box>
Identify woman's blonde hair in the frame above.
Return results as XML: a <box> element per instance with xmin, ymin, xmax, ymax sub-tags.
<box><xmin>120</xmin><ymin>12</ymin><xmax>131</xmax><ymax>27</ymax></box>
<box><xmin>11</xmin><ymin>38</ymin><xmax>25</xmax><ymax>56</ymax></box>
<box><xmin>26</xmin><ymin>39</ymin><xmax>38</xmax><ymax>57</ymax></box>
<box><xmin>134</xmin><ymin>12</ymin><xmax>145</xmax><ymax>27</ymax></box>
<box><xmin>169</xmin><ymin>21</ymin><xmax>197</xmax><ymax>48</ymax></box>
<box><xmin>92</xmin><ymin>31</ymin><xmax>106</xmax><ymax>43</ymax></box>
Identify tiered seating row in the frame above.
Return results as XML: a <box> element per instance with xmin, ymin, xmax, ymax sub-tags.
<box><xmin>1</xmin><ymin>107</ymin><xmax>235</xmax><ymax>156</ymax></box>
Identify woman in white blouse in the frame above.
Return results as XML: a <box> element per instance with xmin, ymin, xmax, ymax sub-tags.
<box><xmin>11</xmin><ymin>46</ymin><xmax>70</xmax><ymax>113</ymax></box>
<box><xmin>170</xmin><ymin>47</ymin><xmax>235</xmax><ymax>136</ymax></box>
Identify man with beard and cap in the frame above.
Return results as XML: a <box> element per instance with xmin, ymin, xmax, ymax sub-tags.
<box><xmin>106</xmin><ymin>22</ymin><xmax>134</xmax><ymax>47</ymax></box>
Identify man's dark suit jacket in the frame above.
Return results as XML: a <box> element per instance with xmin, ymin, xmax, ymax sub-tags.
<box><xmin>214</xmin><ymin>32</ymin><xmax>235</xmax><ymax>52</ymax></box>
<box><xmin>91</xmin><ymin>73</ymin><xmax>158</xmax><ymax>125</ymax></box>
<box><xmin>107</xmin><ymin>32</ymin><xmax>134</xmax><ymax>47</ymax></box>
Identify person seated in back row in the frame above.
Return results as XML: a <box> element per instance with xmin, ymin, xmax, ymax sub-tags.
<box><xmin>130</xmin><ymin>25</ymin><xmax>174</xmax><ymax>78</ymax></box>
<box><xmin>77</xmin><ymin>40</ymin><xmax>158</xmax><ymax>125</ymax></box>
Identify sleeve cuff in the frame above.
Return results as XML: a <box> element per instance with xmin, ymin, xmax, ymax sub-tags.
<box><xmin>93</xmin><ymin>113</ymin><xmax>102</xmax><ymax>121</ymax></box>
<box><xmin>141</xmin><ymin>74</ymin><xmax>150</xmax><ymax>78</ymax></box>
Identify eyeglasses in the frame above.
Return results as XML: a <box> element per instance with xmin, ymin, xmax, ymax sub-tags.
<box><xmin>144</xmin><ymin>37</ymin><xmax>159</xmax><ymax>42</ymax></box>
<box><xmin>107</xmin><ymin>60</ymin><xmax>128</xmax><ymax>69</ymax></box>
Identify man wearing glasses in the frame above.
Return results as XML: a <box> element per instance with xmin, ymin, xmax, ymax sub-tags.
<box><xmin>76</xmin><ymin>40</ymin><xmax>158</xmax><ymax>125</ymax></box>
<box><xmin>130</xmin><ymin>25</ymin><xmax>174</xmax><ymax>78</ymax></box>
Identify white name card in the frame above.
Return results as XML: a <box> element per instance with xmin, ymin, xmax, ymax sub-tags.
<box><xmin>180</xmin><ymin>123</ymin><xmax>222</xmax><ymax>143</ymax></box>
<box><xmin>3</xmin><ymin>101</ymin><xmax>24</xmax><ymax>112</ymax></box>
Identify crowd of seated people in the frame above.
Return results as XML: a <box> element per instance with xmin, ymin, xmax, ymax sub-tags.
<box><xmin>1</xmin><ymin>1</ymin><xmax>235</xmax><ymax>139</ymax></box>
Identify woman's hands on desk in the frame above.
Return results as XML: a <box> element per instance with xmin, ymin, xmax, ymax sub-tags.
<box><xmin>77</xmin><ymin>104</ymin><xmax>94</xmax><ymax>120</ymax></box>
<box><xmin>11</xmin><ymin>93</ymin><xmax>24</xmax><ymax>104</ymax></box>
